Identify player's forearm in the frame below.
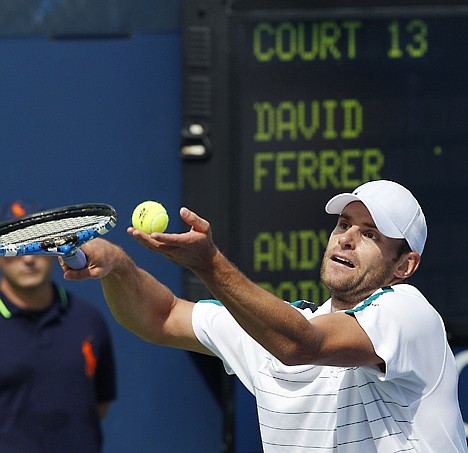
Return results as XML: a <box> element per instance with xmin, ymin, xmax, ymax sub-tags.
<box><xmin>100</xmin><ymin>249</ymin><xmax>175</xmax><ymax>342</ymax></box>
<box><xmin>194</xmin><ymin>249</ymin><xmax>315</xmax><ymax>365</ymax></box>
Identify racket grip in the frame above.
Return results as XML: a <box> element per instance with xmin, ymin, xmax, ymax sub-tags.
<box><xmin>63</xmin><ymin>249</ymin><xmax>87</xmax><ymax>270</ymax></box>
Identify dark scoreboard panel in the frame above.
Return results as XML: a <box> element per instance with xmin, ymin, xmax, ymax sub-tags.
<box><xmin>181</xmin><ymin>1</ymin><xmax>468</xmax><ymax>336</ymax></box>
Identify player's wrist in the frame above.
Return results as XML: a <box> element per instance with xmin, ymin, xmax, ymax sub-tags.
<box><xmin>193</xmin><ymin>247</ymin><xmax>224</xmax><ymax>277</ymax></box>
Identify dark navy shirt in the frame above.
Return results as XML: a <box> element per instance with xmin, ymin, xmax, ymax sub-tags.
<box><xmin>0</xmin><ymin>286</ymin><xmax>116</xmax><ymax>453</ymax></box>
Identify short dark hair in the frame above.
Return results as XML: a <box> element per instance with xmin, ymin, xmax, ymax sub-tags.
<box><xmin>393</xmin><ymin>239</ymin><xmax>411</xmax><ymax>262</ymax></box>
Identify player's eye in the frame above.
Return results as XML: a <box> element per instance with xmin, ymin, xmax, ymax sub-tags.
<box><xmin>363</xmin><ymin>231</ymin><xmax>378</xmax><ymax>240</ymax></box>
<box><xmin>339</xmin><ymin>221</ymin><xmax>349</xmax><ymax>231</ymax></box>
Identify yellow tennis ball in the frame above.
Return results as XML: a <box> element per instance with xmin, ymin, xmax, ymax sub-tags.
<box><xmin>132</xmin><ymin>201</ymin><xmax>169</xmax><ymax>233</ymax></box>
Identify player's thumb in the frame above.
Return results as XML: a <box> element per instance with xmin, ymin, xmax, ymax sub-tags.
<box><xmin>180</xmin><ymin>207</ymin><xmax>210</xmax><ymax>234</ymax></box>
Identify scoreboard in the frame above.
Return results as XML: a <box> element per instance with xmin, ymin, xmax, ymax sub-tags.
<box><xmin>181</xmin><ymin>0</ymin><xmax>468</xmax><ymax>338</ymax></box>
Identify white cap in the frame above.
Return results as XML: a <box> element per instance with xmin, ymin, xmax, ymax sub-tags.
<box><xmin>325</xmin><ymin>180</ymin><xmax>427</xmax><ymax>255</ymax></box>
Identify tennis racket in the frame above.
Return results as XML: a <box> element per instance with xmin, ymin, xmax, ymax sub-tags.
<box><xmin>0</xmin><ymin>203</ymin><xmax>117</xmax><ymax>269</ymax></box>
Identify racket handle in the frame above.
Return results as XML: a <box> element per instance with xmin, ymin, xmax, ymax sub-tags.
<box><xmin>63</xmin><ymin>249</ymin><xmax>87</xmax><ymax>270</ymax></box>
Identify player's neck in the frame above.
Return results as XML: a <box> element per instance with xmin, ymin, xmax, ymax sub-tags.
<box><xmin>0</xmin><ymin>279</ymin><xmax>54</xmax><ymax>311</ymax></box>
<box><xmin>330</xmin><ymin>291</ymin><xmax>372</xmax><ymax>312</ymax></box>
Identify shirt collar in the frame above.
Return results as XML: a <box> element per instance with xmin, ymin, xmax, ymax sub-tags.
<box><xmin>0</xmin><ymin>285</ymin><xmax>68</xmax><ymax>319</ymax></box>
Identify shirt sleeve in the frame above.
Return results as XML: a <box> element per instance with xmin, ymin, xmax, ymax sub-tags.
<box><xmin>353</xmin><ymin>285</ymin><xmax>447</xmax><ymax>394</ymax></box>
<box><xmin>192</xmin><ymin>299</ymin><xmax>326</xmax><ymax>394</ymax></box>
<box><xmin>192</xmin><ymin>300</ymin><xmax>270</xmax><ymax>394</ymax></box>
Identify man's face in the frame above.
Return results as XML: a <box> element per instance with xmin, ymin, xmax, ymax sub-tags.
<box><xmin>0</xmin><ymin>255</ymin><xmax>54</xmax><ymax>292</ymax></box>
<box><xmin>320</xmin><ymin>201</ymin><xmax>405</xmax><ymax>306</ymax></box>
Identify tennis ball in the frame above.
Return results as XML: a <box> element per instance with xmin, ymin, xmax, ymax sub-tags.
<box><xmin>132</xmin><ymin>201</ymin><xmax>169</xmax><ymax>233</ymax></box>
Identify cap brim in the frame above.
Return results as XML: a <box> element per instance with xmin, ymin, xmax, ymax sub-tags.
<box><xmin>325</xmin><ymin>193</ymin><xmax>404</xmax><ymax>239</ymax></box>
<box><xmin>325</xmin><ymin>194</ymin><xmax>361</xmax><ymax>214</ymax></box>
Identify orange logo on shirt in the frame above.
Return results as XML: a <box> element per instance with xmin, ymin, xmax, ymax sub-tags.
<box><xmin>11</xmin><ymin>202</ymin><xmax>26</xmax><ymax>218</ymax></box>
<box><xmin>82</xmin><ymin>337</ymin><xmax>97</xmax><ymax>378</ymax></box>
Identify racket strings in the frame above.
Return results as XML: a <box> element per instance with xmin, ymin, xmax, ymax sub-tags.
<box><xmin>0</xmin><ymin>215</ymin><xmax>111</xmax><ymax>246</ymax></box>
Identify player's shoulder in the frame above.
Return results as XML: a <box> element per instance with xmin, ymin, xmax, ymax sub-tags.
<box><xmin>353</xmin><ymin>284</ymin><xmax>438</xmax><ymax>321</ymax></box>
<box><xmin>390</xmin><ymin>283</ymin><xmax>425</xmax><ymax>297</ymax></box>
<box><xmin>382</xmin><ymin>283</ymin><xmax>429</xmax><ymax>306</ymax></box>
<box><xmin>371</xmin><ymin>283</ymin><xmax>427</xmax><ymax>302</ymax></box>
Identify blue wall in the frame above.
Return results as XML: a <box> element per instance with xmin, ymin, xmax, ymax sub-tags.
<box><xmin>0</xmin><ymin>32</ymin><xmax>221</xmax><ymax>452</ymax></box>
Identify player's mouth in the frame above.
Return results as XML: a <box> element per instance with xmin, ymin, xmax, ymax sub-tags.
<box><xmin>331</xmin><ymin>254</ymin><xmax>355</xmax><ymax>268</ymax></box>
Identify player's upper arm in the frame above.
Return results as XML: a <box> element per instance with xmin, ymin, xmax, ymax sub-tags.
<box><xmin>154</xmin><ymin>297</ymin><xmax>214</xmax><ymax>356</ymax></box>
<box><xmin>304</xmin><ymin>311</ymin><xmax>383</xmax><ymax>368</ymax></box>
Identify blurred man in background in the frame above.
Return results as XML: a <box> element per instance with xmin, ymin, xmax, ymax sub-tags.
<box><xmin>0</xmin><ymin>200</ymin><xmax>117</xmax><ymax>453</ymax></box>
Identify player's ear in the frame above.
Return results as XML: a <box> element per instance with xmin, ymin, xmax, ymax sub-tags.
<box><xmin>394</xmin><ymin>251</ymin><xmax>420</xmax><ymax>280</ymax></box>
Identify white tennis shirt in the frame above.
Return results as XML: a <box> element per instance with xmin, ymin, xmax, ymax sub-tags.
<box><xmin>192</xmin><ymin>284</ymin><xmax>468</xmax><ymax>452</ymax></box>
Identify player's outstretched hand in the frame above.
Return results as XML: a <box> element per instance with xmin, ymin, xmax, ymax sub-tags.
<box><xmin>128</xmin><ymin>207</ymin><xmax>218</xmax><ymax>272</ymax></box>
<box><xmin>59</xmin><ymin>238</ymin><xmax>124</xmax><ymax>281</ymax></box>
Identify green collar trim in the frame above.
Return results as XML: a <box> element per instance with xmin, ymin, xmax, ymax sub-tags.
<box><xmin>345</xmin><ymin>286</ymin><xmax>394</xmax><ymax>315</ymax></box>
<box><xmin>0</xmin><ymin>286</ymin><xmax>68</xmax><ymax>319</ymax></box>
<box><xmin>57</xmin><ymin>286</ymin><xmax>68</xmax><ymax>309</ymax></box>
<box><xmin>0</xmin><ymin>298</ymin><xmax>11</xmax><ymax>319</ymax></box>
<box><xmin>198</xmin><ymin>299</ymin><xmax>223</xmax><ymax>306</ymax></box>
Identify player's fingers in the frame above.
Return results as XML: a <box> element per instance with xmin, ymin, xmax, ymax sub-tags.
<box><xmin>57</xmin><ymin>256</ymin><xmax>69</xmax><ymax>272</ymax></box>
<box><xmin>180</xmin><ymin>207</ymin><xmax>211</xmax><ymax>234</ymax></box>
<box><xmin>63</xmin><ymin>268</ymin><xmax>93</xmax><ymax>281</ymax></box>
<box><xmin>128</xmin><ymin>227</ymin><xmax>176</xmax><ymax>243</ymax></box>
<box><xmin>60</xmin><ymin>240</ymin><xmax>116</xmax><ymax>280</ymax></box>
<box><xmin>127</xmin><ymin>228</ymin><xmax>164</xmax><ymax>250</ymax></box>
<box><xmin>58</xmin><ymin>256</ymin><xmax>98</xmax><ymax>280</ymax></box>
<box><xmin>128</xmin><ymin>227</ymin><xmax>156</xmax><ymax>242</ymax></box>
<box><xmin>58</xmin><ymin>260</ymin><xmax>93</xmax><ymax>281</ymax></box>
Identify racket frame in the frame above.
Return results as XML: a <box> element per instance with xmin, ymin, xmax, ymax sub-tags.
<box><xmin>0</xmin><ymin>203</ymin><xmax>117</xmax><ymax>259</ymax></box>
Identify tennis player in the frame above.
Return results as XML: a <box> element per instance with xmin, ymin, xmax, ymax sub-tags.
<box><xmin>61</xmin><ymin>180</ymin><xmax>467</xmax><ymax>452</ymax></box>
